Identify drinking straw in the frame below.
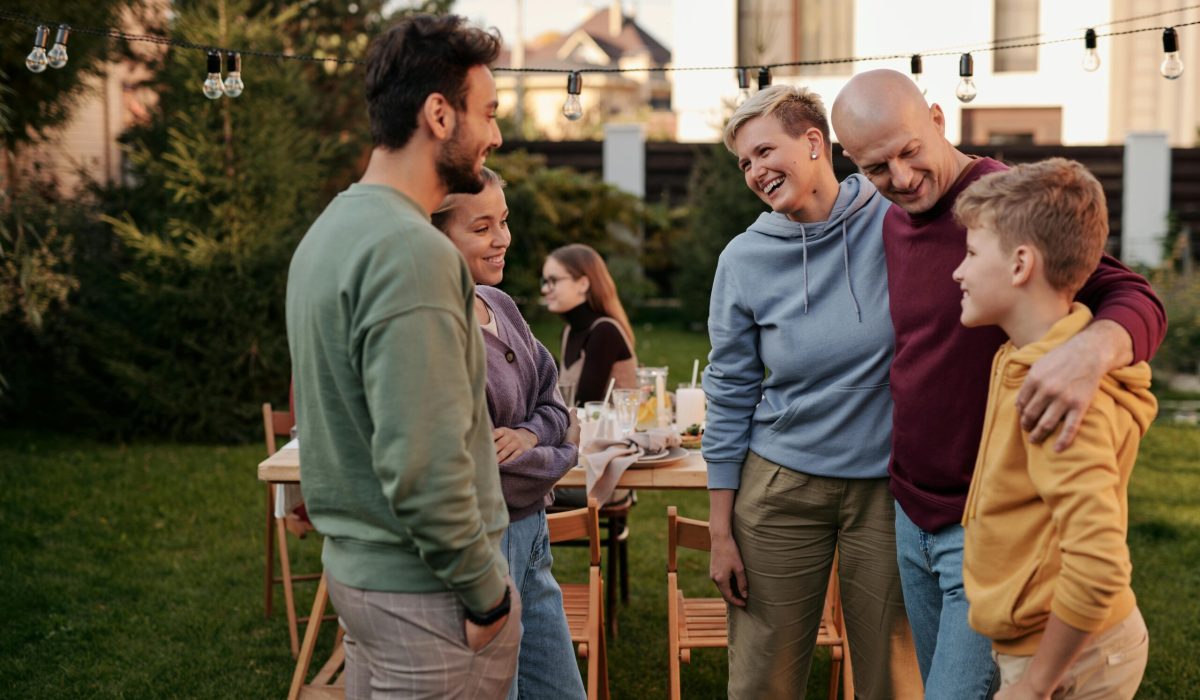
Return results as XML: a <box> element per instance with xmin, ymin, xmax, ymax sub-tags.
<box><xmin>602</xmin><ymin>377</ymin><xmax>616</xmax><ymax>407</ymax></box>
<box><xmin>691</xmin><ymin>359</ymin><xmax>700</xmax><ymax>388</ymax></box>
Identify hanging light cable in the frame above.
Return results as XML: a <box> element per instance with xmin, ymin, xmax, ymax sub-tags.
<box><xmin>562</xmin><ymin>71</ymin><xmax>583</xmax><ymax>121</ymax></box>
<box><xmin>758</xmin><ymin>66</ymin><xmax>771</xmax><ymax>89</ymax></box>
<box><xmin>1082</xmin><ymin>28</ymin><xmax>1101</xmax><ymax>72</ymax></box>
<box><xmin>910</xmin><ymin>54</ymin><xmax>927</xmax><ymax>95</ymax></box>
<box><xmin>25</xmin><ymin>24</ymin><xmax>49</xmax><ymax>73</ymax></box>
<box><xmin>956</xmin><ymin>52</ymin><xmax>978</xmax><ymax>103</ymax></box>
<box><xmin>47</xmin><ymin>25</ymin><xmax>69</xmax><ymax>69</ymax></box>
<box><xmin>1160</xmin><ymin>27</ymin><xmax>1184</xmax><ymax>79</ymax></box>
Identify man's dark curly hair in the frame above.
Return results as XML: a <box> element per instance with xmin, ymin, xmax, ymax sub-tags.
<box><xmin>365</xmin><ymin>14</ymin><xmax>502</xmax><ymax>150</ymax></box>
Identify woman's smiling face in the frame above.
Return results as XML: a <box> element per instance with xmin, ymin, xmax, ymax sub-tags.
<box><xmin>441</xmin><ymin>181</ymin><xmax>511</xmax><ymax>286</ymax></box>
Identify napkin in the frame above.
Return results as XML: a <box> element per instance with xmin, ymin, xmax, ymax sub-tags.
<box><xmin>581</xmin><ymin>429</ymin><xmax>682</xmax><ymax>505</ymax></box>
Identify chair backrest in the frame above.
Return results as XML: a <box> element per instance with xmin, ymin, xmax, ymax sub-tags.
<box><xmin>667</xmin><ymin>506</ymin><xmax>712</xmax><ymax>573</ymax></box>
<box><xmin>547</xmin><ymin>498</ymin><xmax>602</xmax><ymax>566</ymax></box>
<box><xmin>261</xmin><ymin>402</ymin><xmax>295</xmax><ymax>457</ymax></box>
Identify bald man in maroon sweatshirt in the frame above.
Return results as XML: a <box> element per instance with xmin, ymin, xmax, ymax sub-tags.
<box><xmin>832</xmin><ymin>70</ymin><xmax>1165</xmax><ymax>700</ymax></box>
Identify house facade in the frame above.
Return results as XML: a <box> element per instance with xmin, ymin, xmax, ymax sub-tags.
<box><xmin>672</xmin><ymin>0</ymin><xmax>1200</xmax><ymax>147</ymax></box>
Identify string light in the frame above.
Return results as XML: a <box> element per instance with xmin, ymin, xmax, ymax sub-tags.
<box><xmin>736</xmin><ymin>68</ymin><xmax>751</xmax><ymax>106</ymax></box>
<box><xmin>25</xmin><ymin>24</ymin><xmax>49</xmax><ymax>73</ymax></box>
<box><xmin>5</xmin><ymin>6</ymin><xmax>1200</xmax><ymax>119</ymax></box>
<box><xmin>956</xmin><ymin>53</ymin><xmax>978</xmax><ymax>103</ymax></box>
<box><xmin>562</xmin><ymin>71</ymin><xmax>583</xmax><ymax>121</ymax></box>
<box><xmin>203</xmin><ymin>50</ymin><xmax>224</xmax><ymax>99</ymax></box>
<box><xmin>47</xmin><ymin>25</ymin><xmax>69</xmax><ymax>69</ymax></box>
<box><xmin>1082</xmin><ymin>28</ymin><xmax>1101</xmax><ymax>72</ymax></box>
<box><xmin>910</xmin><ymin>54</ymin><xmax>927</xmax><ymax>95</ymax></box>
<box><xmin>1161</xmin><ymin>27</ymin><xmax>1184</xmax><ymax>79</ymax></box>
<box><xmin>223</xmin><ymin>52</ymin><xmax>244</xmax><ymax>97</ymax></box>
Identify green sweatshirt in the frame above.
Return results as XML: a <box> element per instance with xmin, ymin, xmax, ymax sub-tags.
<box><xmin>286</xmin><ymin>183</ymin><xmax>508</xmax><ymax>614</ymax></box>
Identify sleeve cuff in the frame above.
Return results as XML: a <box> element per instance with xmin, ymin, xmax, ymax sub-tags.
<box><xmin>458</xmin><ymin>565</ymin><xmax>509</xmax><ymax>616</ymax></box>
<box><xmin>1095</xmin><ymin>303</ymin><xmax>1156</xmax><ymax>364</ymax></box>
<box><xmin>706</xmin><ymin>459</ymin><xmax>744</xmax><ymax>490</ymax></box>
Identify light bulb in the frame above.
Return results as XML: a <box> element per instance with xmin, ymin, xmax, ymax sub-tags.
<box><xmin>562</xmin><ymin>72</ymin><xmax>583</xmax><ymax>121</ymax></box>
<box><xmin>47</xmin><ymin>26</ymin><xmax>69</xmax><ymax>69</ymax></box>
<box><xmin>1161</xmin><ymin>53</ymin><xmax>1184</xmax><ymax>79</ymax></box>
<box><xmin>562</xmin><ymin>94</ymin><xmax>583</xmax><ymax>121</ymax></box>
<box><xmin>26</xmin><ymin>25</ymin><xmax>49</xmax><ymax>73</ymax></box>
<box><xmin>956</xmin><ymin>78</ymin><xmax>978</xmax><ymax>103</ymax></box>
<box><xmin>203</xmin><ymin>51</ymin><xmax>224</xmax><ymax>99</ymax></box>
<box><xmin>1082</xmin><ymin>28</ymin><xmax>1100</xmax><ymax>72</ymax></box>
<box><xmin>1161</xmin><ymin>27</ymin><xmax>1184</xmax><ymax>80</ymax></box>
<box><xmin>758</xmin><ymin>66</ymin><xmax>771</xmax><ymax>89</ymax></box>
<box><xmin>223</xmin><ymin>52</ymin><xmax>243</xmax><ymax>98</ymax></box>
<box><xmin>910</xmin><ymin>54</ymin><xmax>927</xmax><ymax>96</ymax></box>
<box><xmin>956</xmin><ymin>53</ymin><xmax>977</xmax><ymax>103</ymax></box>
<box><xmin>735</xmin><ymin>68</ymin><xmax>751</xmax><ymax>105</ymax></box>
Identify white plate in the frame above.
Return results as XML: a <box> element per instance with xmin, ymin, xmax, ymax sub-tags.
<box><xmin>630</xmin><ymin>446</ymin><xmax>689</xmax><ymax>469</ymax></box>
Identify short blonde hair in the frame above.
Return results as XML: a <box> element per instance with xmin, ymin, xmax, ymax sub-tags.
<box><xmin>722</xmin><ymin>84</ymin><xmax>832</xmax><ymax>158</ymax></box>
<box><xmin>953</xmin><ymin>158</ymin><xmax>1107</xmax><ymax>294</ymax></box>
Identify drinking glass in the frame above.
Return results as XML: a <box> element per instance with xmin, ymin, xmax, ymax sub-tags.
<box><xmin>612</xmin><ymin>389</ymin><xmax>641</xmax><ymax>436</ymax></box>
<box><xmin>557</xmin><ymin>380</ymin><xmax>577</xmax><ymax>408</ymax></box>
<box><xmin>583</xmin><ymin>401</ymin><xmax>607</xmax><ymax>423</ymax></box>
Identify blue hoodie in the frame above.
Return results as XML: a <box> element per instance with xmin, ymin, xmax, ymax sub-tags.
<box><xmin>702</xmin><ymin>173</ymin><xmax>894</xmax><ymax>489</ymax></box>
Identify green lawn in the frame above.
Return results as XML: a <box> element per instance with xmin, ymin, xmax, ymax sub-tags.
<box><xmin>1</xmin><ymin>319</ymin><xmax>1197</xmax><ymax>697</ymax></box>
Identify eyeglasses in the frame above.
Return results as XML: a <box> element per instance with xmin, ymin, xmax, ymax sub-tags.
<box><xmin>539</xmin><ymin>275</ymin><xmax>573</xmax><ymax>290</ymax></box>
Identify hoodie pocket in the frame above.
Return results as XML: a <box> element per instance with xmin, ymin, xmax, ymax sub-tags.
<box><xmin>766</xmin><ymin>382</ymin><xmax>892</xmax><ymax>460</ymax></box>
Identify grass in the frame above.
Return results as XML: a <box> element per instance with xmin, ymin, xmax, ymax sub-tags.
<box><xmin>1</xmin><ymin>317</ymin><xmax>1196</xmax><ymax>697</ymax></box>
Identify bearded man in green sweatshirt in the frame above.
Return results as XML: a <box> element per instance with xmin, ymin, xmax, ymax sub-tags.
<box><xmin>286</xmin><ymin>14</ymin><xmax>518</xmax><ymax>698</ymax></box>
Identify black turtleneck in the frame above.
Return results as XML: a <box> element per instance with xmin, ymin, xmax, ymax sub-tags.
<box><xmin>560</xmin><ymin>302</ymin><xmax>634</xmax><ymax>404</ymax></box>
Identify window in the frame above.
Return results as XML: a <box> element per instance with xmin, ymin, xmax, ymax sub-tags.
<box><xmin>960</xmin><ymin>107</ymin><xmax>1061</xmax><ymax>145</ymax></box>
<box><xmin>738</xmin><ymin>0</ymin><xmax>854</xmax><ymax>77</ymax></box>
<box><xmin>993</xmin><ymin>0</ymin><xmax>1039</xmax><ymax>72</ymax></box>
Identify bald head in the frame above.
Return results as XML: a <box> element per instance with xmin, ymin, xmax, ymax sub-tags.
<box><xmin>831</xmin><ymin>69</ymin><xmax>968</xmax><ymax>215</ymax></box>
<box><xmin>832</xmin><ymin>69</ymin><xmax>930</xmax><ymax>145</ymax></box>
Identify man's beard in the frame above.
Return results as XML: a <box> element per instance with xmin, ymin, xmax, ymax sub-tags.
<box><xmin>437</xmin><ymin>124</ymin><xmax>486</xmax><ymax>195</ymax></box>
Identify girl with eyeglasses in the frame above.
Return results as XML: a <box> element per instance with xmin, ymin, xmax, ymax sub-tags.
<box><xmin>540</xmin><ymin>244</ymin><xmax>638</xmax><ymax>406</ymax></box>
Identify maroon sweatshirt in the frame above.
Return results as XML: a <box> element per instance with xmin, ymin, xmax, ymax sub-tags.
<box><xmin>885</xmin><ymin>157</ymin><xmax>1167</xmax><ymax>532</ymax></box>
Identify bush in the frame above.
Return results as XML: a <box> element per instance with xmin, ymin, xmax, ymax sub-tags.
<box><xmin>673</xmin><ymin>143</ymin><xmax>766</xmax><ymax>326</ymax></box>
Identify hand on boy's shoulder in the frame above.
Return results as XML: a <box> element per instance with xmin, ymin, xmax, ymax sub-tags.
<box><xmin>1017</xmin><ymin>343</ymin><xmax>1105</xmax><ymax>453</ymax></box>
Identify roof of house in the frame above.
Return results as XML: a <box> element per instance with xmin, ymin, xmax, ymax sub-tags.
<box><xmin>496</xmin><ymin>7</ymin><xmax>670</xmax><ymax>70</ymax></box>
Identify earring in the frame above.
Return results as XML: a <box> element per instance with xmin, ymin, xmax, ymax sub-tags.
<box><xmin>810</xmin><ymin>152</ymin><xmax>818</xmax><ymax>160</ymax></box>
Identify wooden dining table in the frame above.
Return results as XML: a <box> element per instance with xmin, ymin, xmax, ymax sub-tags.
<box><xmin>259</xmin><ymin>440</ymin><xmax>709</xmax><ymax>699</ymax></box>
<box><xmin>257</xmin><ymin>440</ymin><xmax>710</xmax><ymax>490</ymax></box>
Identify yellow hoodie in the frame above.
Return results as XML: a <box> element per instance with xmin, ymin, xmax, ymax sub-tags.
<box><xmin>962</xmin><ymin>303</ymin><xmax>1157</xmax><ymax>655</ymax></box>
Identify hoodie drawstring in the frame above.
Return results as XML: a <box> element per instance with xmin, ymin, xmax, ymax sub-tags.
<box><xmin>841</xmin><ymin>221</ymin><xmax>862</xmax><ymax>322</ymax></box>
<box><xmin>800</xmin><ymin>223</ymin><xmax>810</xmax><ymax>314</ymax></box>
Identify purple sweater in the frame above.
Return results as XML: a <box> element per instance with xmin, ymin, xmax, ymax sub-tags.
<box><xmin>476</xmin><ymin>285</ymin><xmax>578</xmax><ymax>522</ymax></box>
<box><xmin>886</xmin><ymin>158</ymin><xmax>1167</xmax><ymax>532</ymax></box>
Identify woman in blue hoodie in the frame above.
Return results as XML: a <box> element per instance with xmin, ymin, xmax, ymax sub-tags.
<box><xmin>703</xmin><ymin>85</ymin><xmax>913</xmax><ymax>699</ymax></box>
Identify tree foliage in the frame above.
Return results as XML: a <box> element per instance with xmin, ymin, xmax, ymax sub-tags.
<box><xmin>673</xmin><ymin>142</ymin><xmax>766</xmax><ymax>325</ymax></box>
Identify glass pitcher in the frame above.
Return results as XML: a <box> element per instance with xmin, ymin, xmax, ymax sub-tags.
<box><xmin>635</xmin><ymin>366</ymin><xmax>673</xmax><ymax>430</ymax></box>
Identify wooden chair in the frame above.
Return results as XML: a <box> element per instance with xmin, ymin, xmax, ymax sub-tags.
<box><xmin>287</xmin><ymin>573</ymin><xmax>346</xmax><ymax>700</ymax></box>
<box><xmin>547</xmin><ymin>498</ymin><xmax>610</xmax><ymax>700</ymax></box>
<box><xmin>262</xmin><ymin>402</ymin><xmax>325</xmax><ymax>657</ymax></box>
<box><xmin>548</xmin><ymin>491</ymin><xmax>633</xmax><ymax>638</ymax></box>
<box><xmin>666</xmin><ymin>507</ymin><xmax>854</xmax><ymax>700</ymax></box>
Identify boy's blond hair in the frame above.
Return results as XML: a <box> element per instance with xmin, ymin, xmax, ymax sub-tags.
<box><xmin>954</xmin><ymin>158</ymin><xmax>1107</xmax><ymax>295</ymax></box>
<box><xmin>722</xmin><ymin>84</ymin><xmax>832</xmax><ymax>158</ymax></box>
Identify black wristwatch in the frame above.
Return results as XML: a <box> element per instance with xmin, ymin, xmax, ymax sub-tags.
<box><xmin>464</xmin><ymin>586</ymin><xmax>511</xmax><ymax>626</ymax></box>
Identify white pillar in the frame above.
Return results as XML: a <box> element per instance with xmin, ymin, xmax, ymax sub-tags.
<box><xmin>603</xmin><ymin>123</ymin><xmax>645</xmax><ymax>198</ymax></box>
<box><xmin>1121</xmin><ymin>132</ymin><xmax>1171</xmax><ymax>268</ymax></box>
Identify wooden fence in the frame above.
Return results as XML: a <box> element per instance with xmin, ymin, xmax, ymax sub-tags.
<box><xmin>499</xmin><ymin>140</ymin><xmax>1200</xmax><ymax>259</ymax></box>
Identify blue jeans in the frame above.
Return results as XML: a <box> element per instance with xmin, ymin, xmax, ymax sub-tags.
<box><xmin>502</xmin><ymin>510</ymin><xmax>586</xmax><ymax>700</ymax></box>
<box><xmin>895</xmin><ymin>502</ymin><xmax>999</xmax><ymax>700</ymax></box>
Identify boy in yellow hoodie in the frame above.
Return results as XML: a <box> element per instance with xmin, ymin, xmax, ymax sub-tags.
<box><xmin>950</xmin><ymin>158</ymin><xmax>1157</xmax><ymax>699</ymax></box>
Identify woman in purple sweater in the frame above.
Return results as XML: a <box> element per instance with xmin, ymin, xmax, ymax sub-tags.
<box><xmin>432</xmin><ymin>167</ymin><xmax>585</xmax><ymax>700</ymax></box>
